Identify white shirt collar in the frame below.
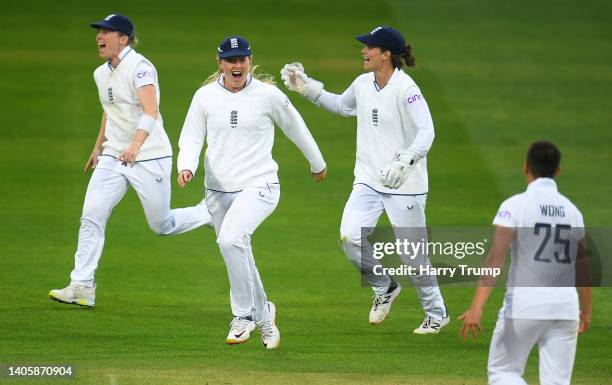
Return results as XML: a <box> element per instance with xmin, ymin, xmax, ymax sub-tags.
<box><xmin>107</xmin><ymin>46</ymin><xmax>134</xmax><ymax>70</ymax></box>
<box><xmin>527</xmin><ymin>177</ymin><xmax>558</xmax><ymax>191</ymax></box>
<box><xmin>373</xmin><ymin>68</ymin><xmax>402</xmax><ymax>91</ymax></box>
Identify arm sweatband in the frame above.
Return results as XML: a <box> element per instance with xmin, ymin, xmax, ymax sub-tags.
<box><xmin>137</xmin><ymin>114</ymin><xmax>156</xmax><ymax>134</ymax></box>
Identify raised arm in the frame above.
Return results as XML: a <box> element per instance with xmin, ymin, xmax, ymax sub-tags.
<box><xmin>280</xmin><ymin>62</ymin><xmax>356</xmax><ymax>117</ymax></box>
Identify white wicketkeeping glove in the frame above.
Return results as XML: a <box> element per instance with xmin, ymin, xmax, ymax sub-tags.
<box><xmin>380</xmin><ymin>149</ymin><xmax>422</xmax><ymax>189</ymax></box>
<box><xmin>280</xmin><ymin>62</ymin><xmax>324</xmax><ymax>102</ymax></box>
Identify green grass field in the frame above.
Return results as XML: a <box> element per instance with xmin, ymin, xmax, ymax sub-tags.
<box><xmin>1</xmin><ymin>0</ymin><xmax>611</xmax><ymax>384</ymax></box>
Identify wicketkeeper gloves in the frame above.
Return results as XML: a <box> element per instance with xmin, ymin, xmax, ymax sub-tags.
<box><xmin>280</xmin><ymin>62</ymin><xmax>324</xmax><ymax>102</ymax></box>
<box><xmin>380</xmin><ymin>149</ymin><xmax>421</xmax><ymax>189</ymax></box>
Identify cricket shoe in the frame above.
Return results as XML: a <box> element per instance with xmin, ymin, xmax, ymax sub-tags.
<box><xmin>259</xmin><ymin>302</ymin><xmax>280</xmax><ymax>349</ymax></box>
<box><xmin>48</xmin><ymin>283</ymin><xmax>95</xmax><ymax>308</ymax></box>
<box><xmin>369</xmin><ymin>282</ymin><xmax>401</xmax><ymax>325</ymax></box>
<box><xmin>226</xmin><ymin>316</ymin><xmax>256</xmax><ymax>345</ymax></box>
<box><xmin>413</xmin><ymin>315</ymin><xmax>450</xmax><ymax>335</ymax></box>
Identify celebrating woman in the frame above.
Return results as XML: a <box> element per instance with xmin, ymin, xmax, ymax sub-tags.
<box><xmin>49</xmin><ymin>14</ymin><xmax>212</xmax><ymax>308</ymax></box>
<box><xmin>177</xmin><ymin>35</ymin><xmax>327</xmax><ymax>349</ymax></box>
<box><xmin>281</xmin><ymin>26</ymin><xmax>448</xmax><ymax>334</ymax></box>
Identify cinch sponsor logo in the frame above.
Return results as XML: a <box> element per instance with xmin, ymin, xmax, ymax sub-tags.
<box><xmin>137</xmin><ymin>71</ymin><xmax>153</xmax><ymax>79</ymax></box>
<box><xmin>497</xmin><ymin>210</ymin><xmax>510</xmax><ymax>218</ymax></box>
<box><xmin>407</xmin><ymin>94</ymin><xmax>423</xmax><ymax>103</ymax></box>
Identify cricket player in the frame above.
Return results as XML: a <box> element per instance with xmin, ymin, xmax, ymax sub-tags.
<box><xmin>281</xmin><ymin>26</ymin><xmax>448</xmax><ymax>333</ymax></box>
<box><xmin>177</xmin><ymin>36</ymin><xmax>327</xmax><ymax>349</ymax></box>
<box><xmin>49</xmin><ymin>14</ymin><xmax>212</xmax><ymax>308</ymax></box>
<box><xmin>459</xmin><ymin>141</ymin><xmax>592</xmax><ymax>385</ymax></box>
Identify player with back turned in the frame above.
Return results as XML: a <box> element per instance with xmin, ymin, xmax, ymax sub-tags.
<box><xmin>281</xmin><ymin>26</ymin><xmax>448</xmax><ymax>334</ymax></box>
<box><xmin>459</xmin><ymin>141</ymin><xmax>592</xmax><ymax>385</ymax></box>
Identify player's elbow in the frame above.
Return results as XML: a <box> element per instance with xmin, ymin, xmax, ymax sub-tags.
<box><xmin>144</xmin><ymin>107</ymin><xmax>159</xmax><ymax>120</ymax></box>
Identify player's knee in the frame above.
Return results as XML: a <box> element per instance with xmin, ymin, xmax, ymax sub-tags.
<box><xmin>217</xmin><ymin>232</ymin><xmax>249</xmax><ymax>251</ymax></box>
<box><xmin>79</xmin><ymin>216</ymin><xmax>104</xmax><ymax>231</ymax></box>
<box><xmin>340</xmin><ymin>227</ymin><xmax>362</xmax><ymax>248</ymax></box>
<box><xmin>147</xmin><ymin>217</ymin><xmax>173</xmax><ymax>236</ymax></box>
<box><xmin>81</xmin><ymin>202</ymin><xmax>109</xmax><ymax>225</ymax></box>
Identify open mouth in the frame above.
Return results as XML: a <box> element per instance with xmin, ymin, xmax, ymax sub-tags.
<box><xmin>231</xmin><ymin>70</ymin><xmax>242</xmax><ymax>80</ymax></box>
<box><xmin>363</xmin><ymin>56</ymin><xmax>370</xmax><ymax>63</ymax></box>
<box><xmin>98</xmin><ymin>43</ymin><xmax>106</xmax><ymax>50</ymax></box>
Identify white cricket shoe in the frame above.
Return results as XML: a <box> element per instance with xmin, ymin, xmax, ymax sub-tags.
<box><xmin>413</xmin><ymin>315</ymin><xmax>450</xmax><ymax>335</ymax></box>
<box><xmin>260</xmin><ymin>302</ymin><xmax>280</xmax><ymax>349</ymax></box>
<box><xmin>369</xmin><ymin>283</ymin><xmax>402</xmax><ymax>325</ymax></box>
<box><xmin>49</xmin><ymin>283</ymin><xmax>95</xmax><ymax>307</ymax></box>
<box><xmin>226</xmin><ymin>316</ymin><xmax>256</xmax><ymax>345</ymax></box>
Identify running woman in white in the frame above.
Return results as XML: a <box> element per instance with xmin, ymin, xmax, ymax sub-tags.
<box><xmin>281</xmin><ymin>26</ymin><xmax>448</xmax><ymax>333</ymax></box>
<box><xmin>49</xmin><ymin>14</ymin><xmax>212</xmax><ymax>308</ymax></box>
<box><xmin>177</xmin><ymin>36</ymin><xmax>327</xmax><ymax>349</ymax></box>
<box><xmin>459</xmin><ymin>141</ymin><xmax>592</xmax><ymax>385</ymax></box>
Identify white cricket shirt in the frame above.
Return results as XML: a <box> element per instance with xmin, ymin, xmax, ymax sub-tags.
<box><xmin>177</xmin><ymin>75</ymin><xmax>326</xmax><ymax>192</ymax></box>
<box><xmin>93</xmin><ymin>47</ymin><xmax>172</xmax><ymax>161</ymax></box>
<box><xmin>493</xmin><ymin>178</ymin><xmax>585</xmax><ymax>320</ymax></box>
<box><xmin>316</xmin><ymin>68</ymin><xmax>434</xmax><ymax>194</ymax></box>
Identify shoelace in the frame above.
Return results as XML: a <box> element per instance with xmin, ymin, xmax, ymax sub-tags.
<box><xmin>372</xmin><ymin>293</ymin><xmax>390</xmax><ymax>311</ymax></box>
<box><xmin>421</xmin><ymin>316</ymin><xmax>434</xmax><ymax>328</ymax></box>
<box><xmin>260</xmin><ymin>321</ymin><xmax>275</xmax><ymax>340</ymax></box>
<box><xmin>230</xmin><ymin>317</ymin><xmax>251</xmax><ymax>333</ymax></box>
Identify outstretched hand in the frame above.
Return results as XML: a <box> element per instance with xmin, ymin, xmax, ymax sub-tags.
<box><xmin>280</xmin><ymin>62</ymin><xmax>306</xmax><ymax>92</ymax></box>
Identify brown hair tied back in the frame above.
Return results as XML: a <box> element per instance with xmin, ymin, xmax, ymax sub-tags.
<box><xmin>391</xmin><ymin>44</ymin><xmax>415</xmax><ymax>69</ymax></box>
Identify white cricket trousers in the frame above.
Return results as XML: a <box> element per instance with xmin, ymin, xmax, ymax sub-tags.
<box><xmin>488</xmin><ymin>314</ymin><xmax>579</xmax><ymax>385</ymax></box>
<box><xmin>70</xmin><ymin>156</ymin><xmax>212</xmax><ymax>286</ymax></box>
<box><xmin>340</xmin><ymin>183</ymin><xmax>446</xmax><ymax>319</ymax></box>
<box><xmin>206</xmin><ymin>183</ymin><xmax>280</xmax><ymax>324</ymax></box>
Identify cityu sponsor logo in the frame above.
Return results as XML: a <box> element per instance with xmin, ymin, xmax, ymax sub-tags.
<box><xmin>137</xmin><ymin>71</ymin><xmax>153</xmax><ymax>79</ymax></box>
<box><xmin>407</xmin><ymin>94</ymin><xmax>423</xmax><ymax>104</ymax></box>
<box><xmin>497</xmin><ymin>210</ymin><xmax>511</xmax><ymax>218</ymax></box>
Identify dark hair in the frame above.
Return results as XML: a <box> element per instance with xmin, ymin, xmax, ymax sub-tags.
<box><xmin>526</xmin><ymin>141</ymin><xmax>561</xmax><ymax>178</ymax></box>
<box><xmin>391</xmin><ymin>44</ymin><xmax>415</xmax><ymax>69</ymax></box>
